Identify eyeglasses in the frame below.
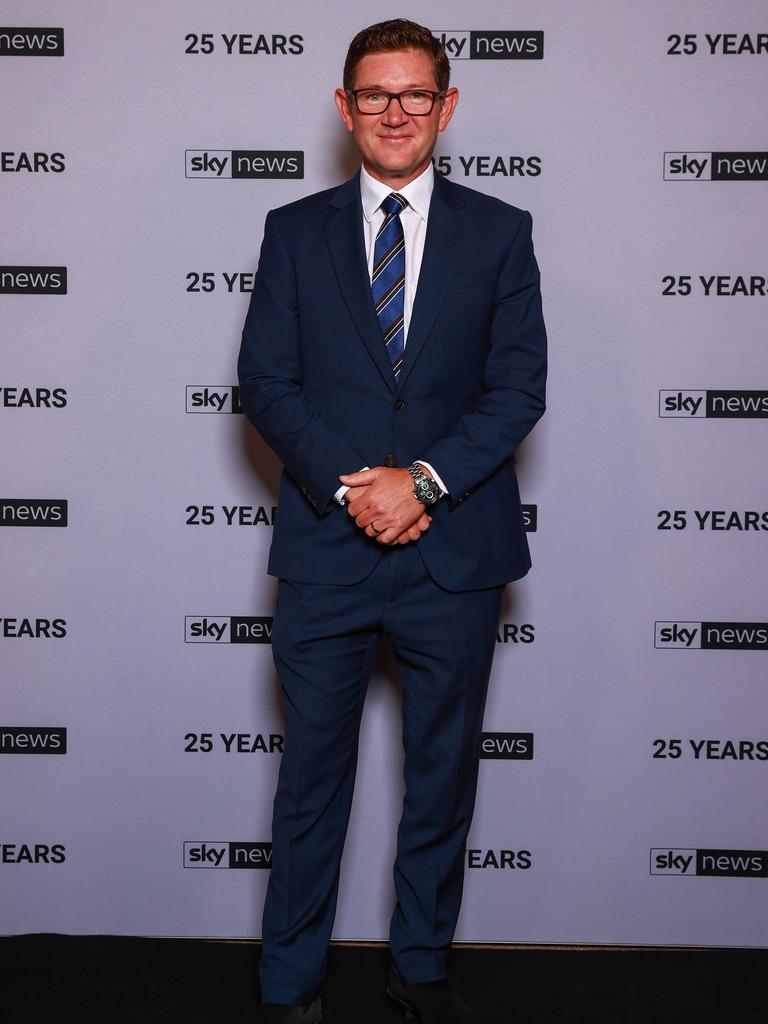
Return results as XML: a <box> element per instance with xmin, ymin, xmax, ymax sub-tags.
<box><xmin>347</xmin><ymin>89</ymin><xmax>446</xmax><ymax>116</ymax></box>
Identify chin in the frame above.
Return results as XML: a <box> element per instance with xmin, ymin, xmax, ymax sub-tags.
<box><xmin>371</xmin><ymin>148</ymin><xmax>415</xmax><ymax>168</ymax></box>
<box><xmin>374</xmin><ymin>157</ymin><xmax>418</xmax><ymax>177</ymax></box>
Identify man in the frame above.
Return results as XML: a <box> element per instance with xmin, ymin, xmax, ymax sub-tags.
<box><xmin>238</xmin><ymin>19</ymin><xmax>546</xmax><ymax>1024</ymax></box>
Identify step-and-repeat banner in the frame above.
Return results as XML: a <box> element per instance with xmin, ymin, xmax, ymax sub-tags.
<box><xmin>3</xmin><ymin>1</ymin><xmax>767</xmax><ymax>946</ymax></box>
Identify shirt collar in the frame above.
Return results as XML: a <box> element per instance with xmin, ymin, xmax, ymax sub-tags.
<box><xmin>360</xmin><ymin>162</ymin><xmax>434</xmax><ymax>224</ymax></box>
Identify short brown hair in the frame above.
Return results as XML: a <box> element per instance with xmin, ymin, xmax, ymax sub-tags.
<box><xmin>343</xmin><ymin>19</ymin><xmax>450</xmax><ymax>92</ymax></box>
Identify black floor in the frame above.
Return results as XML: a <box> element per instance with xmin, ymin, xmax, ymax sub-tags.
<box><xmin>2</xmin><ymin>936</ymin><xmax>767</xmax><ymax>1023</ymax></box>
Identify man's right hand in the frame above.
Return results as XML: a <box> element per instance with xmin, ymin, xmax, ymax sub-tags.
<box><xmin>343</xmin><ymin>485</ymin><xmax>431</xmax><ymax>545</ymax></box>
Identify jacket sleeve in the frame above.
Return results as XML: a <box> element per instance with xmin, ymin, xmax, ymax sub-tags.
<box><xmin>418</xmin><ymin>210</ymin><xmax>547</xmax><ymax>507</ymax></box>
<box><xmin>237</xmin><ymin>209</ymin><xmax>368</xmax><ymax>515</ymax></box>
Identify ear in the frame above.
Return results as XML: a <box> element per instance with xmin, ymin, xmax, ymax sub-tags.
<box><xmin>437</xmin><ymin>88</ymin><xmax>459</xmax><ymax>132</ymax></box>
<box><xmin>334</xmin><ymin>88</ymin><xmax>354</xmax><ymax>132</ymax></box>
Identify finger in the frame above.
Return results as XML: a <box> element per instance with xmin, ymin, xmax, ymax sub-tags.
<box><xmin>355</xmin><ymin>510</ymin><xmax>382</xmax><ymax>529</ymax></box>
<box><xmin>346</xmin><ymin>486</ymin><xmax>369</xmax><ymax>502</ymax></box>
<box><xmin>397</xmin><ymin>532</ymin><xmax>410</xmax><ymax>545</ymax></box>
<box><xmin>346</xmin><ymin>495</ymin><xmax>372</xmax><ymax>517</ymax></box>
<box><xmin>339</xmin><ymin>469</ymin><xmax>379</xmax><ymax>486</ymax></box>
<box><xmin>376</xmin><ymin>527</ymin><xmax>400</xmax><ymax>545</ymax></box>
<box><xmin>402</xmin><ymin>514</ymin><xmax>428</xmax><ymax>536</ymax></box>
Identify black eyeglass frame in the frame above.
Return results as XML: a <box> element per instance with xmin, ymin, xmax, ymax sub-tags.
<box><xmin>346</xmin><ymin>88</ymin><xmax>447</xmax><ymax>115</ymax></box>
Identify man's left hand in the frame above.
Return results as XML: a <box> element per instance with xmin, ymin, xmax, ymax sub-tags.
<box><xmin>339</xmin><ymin>467</ymin><xmax>428</xmax><ymax>545</ymax></box>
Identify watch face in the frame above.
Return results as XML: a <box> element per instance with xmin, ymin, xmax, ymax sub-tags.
<box><xmin>410</xmin><ymin>464</ymin><xmax>440</xmax><ymax>505</ymax></box>
<box><xmin>418</xmin><ymin>477</ymin><xmax>438</xmax><ymax>505</ymax></box>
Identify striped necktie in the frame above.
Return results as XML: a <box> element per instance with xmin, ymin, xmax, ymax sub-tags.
<box><xmin>371</xmin><ymin>192</ymin><xmax>407</xmax><ymax>380</ymax></box>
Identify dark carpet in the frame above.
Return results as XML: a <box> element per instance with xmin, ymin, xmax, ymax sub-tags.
<box><xmin>1</xmin><ymin>936</ymin><xmax>767</xmax><ymax>1024</ymax></box>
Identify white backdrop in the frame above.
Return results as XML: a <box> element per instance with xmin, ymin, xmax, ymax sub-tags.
<box><xmin>3</xmin><ymin>1</ymin><xmax>767</xmax><ymax>946</ymax></box>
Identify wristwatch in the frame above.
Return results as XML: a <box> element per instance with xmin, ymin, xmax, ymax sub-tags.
<box><xmin>408</xmin><ymin>463</ymin><xmax>442</xmax><ymax>507</ymax></box>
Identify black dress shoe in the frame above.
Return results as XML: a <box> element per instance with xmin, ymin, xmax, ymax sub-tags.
<box><xmin>386</xmin><ymin>965</ymin><xmax>479</xmax><ymax>1023</ymax></box>
<box><xmin>255</xmin><ymin>994</ymin><xmax>322</xmax><ymax>1023</ymax></box>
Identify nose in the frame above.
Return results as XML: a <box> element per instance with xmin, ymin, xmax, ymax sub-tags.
<box><xmin>383</xmin><ymin>96</ymin><xmax>408</xmax><ymax>125</ymax></box>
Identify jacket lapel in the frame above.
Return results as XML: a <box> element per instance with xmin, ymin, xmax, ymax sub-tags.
<box><xmin>325</xmin><ymin>173</ymin><xmax>397</xmax><ymax>395</ymax></box>
<box><xmin>324</xmin><ymin>170</ymin><xmax>466</xmax><ymax>396</ymax></box>
<box><xmin>395</xmin><ymin>172</ymin><xmax>465</xmax><ymax>392</ymax></box>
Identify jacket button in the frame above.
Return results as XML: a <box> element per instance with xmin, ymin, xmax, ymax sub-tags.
<box><xmin>395</xmin><ymin>398</ymin><xmax>405</xmax><ymax>410</ymax></box>
<box><xmin>384</xmin><ymin>453</ymin><xmax>396</xmax><ymax>467</ymax></box>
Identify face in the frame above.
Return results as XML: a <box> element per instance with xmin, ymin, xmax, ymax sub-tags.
<box><xmin>335</xmin><ymin>48</ymin><xmax>458</xmax><ymax>189</ymax></box>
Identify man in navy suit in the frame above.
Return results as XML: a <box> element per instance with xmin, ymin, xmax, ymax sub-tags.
<box><xmin>238</xmin><ymin>19</ymin><xmax>546</xmax><ymax>1024</ymax></box>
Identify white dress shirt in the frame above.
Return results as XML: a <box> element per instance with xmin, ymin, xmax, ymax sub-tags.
<box><xmin>334</xmin><ymin>162</ymin><xmax>447</xmax><ymax>504</ymax></box>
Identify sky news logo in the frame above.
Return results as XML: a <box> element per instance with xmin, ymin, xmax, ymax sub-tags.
<box><xmin>0</xmin><ymin>267</ymin><xmax>66</xmax><ymax>294</ymax></box>
<box><xmin>186</xmin><ymin>386</ymin><xmax>242</xmax><ymax>414</ymax></box>
<box><xmin>651</xmin><ymin>848</ymin><xmax>768</xmax><ymax>877</ymax></box>
<box><xmin>664</xmin><ymin>152</ymin><xmax>768</xmax><ymax>181</ymax></box>
<box><xmin>480</xmin><ymin>732</ymin><xmax>533</xmax><ymax>759</ymax></box>
<box><xmin>433</xmin><ymin>30</ymin><xmax>543</xmax><ymax>60</ymax></box>
<box><xmin>0</xmin><ymin>727</ymin><xmax>67</xmax><ymax>754</ymax></box>
<box><xmin>660</xmin><ymin>390</ymin><xmax>768</xmax><ymax>418</ymax></box>
<box><xmin>654</xmin><ymin>622</ymin><xmax>768</xmax><ymax>651</ymax></box>
<box><xmin>183</xmin><ymin>841</ymin><xmax>272</xmax><ymax>868</ymax></box>
<box><xmin>0</xmin><ymin>499</ymin><xmax>67</xmax><ymax>527</ymax></box>
<box><xmin>0</xmin><ymin>28</ymin><xmax>63</xmax><ymax>56</ymax></box>
<box><xmin>185</xmin><ymin>150</ymin><xmax>303</xmax><ymax>179</ymax></box>
<box><xmin>185</xmin><ymin>616</ymin><xmax>273</xmax><ymax>643</ymax></box>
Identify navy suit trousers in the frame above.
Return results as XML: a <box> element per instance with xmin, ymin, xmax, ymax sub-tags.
<box><xmin>259</xmin><ymin>543</ymin><xmax>504</xmax><ymax>1004</ymax></box>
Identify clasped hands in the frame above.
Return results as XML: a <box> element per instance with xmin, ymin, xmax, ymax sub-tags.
<box><xmin>338</xmin><ymin>467</ymin><xmax>432</xmax><ymax>546</ymax></box>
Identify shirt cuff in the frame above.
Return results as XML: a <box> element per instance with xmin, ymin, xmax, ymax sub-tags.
<box><xmin>416</xmin><ymin>461</ymin><xmax>448</xmax><ymax>496</ymax></box>
<box><xmin>335</xmin><ymin>466</ymin><xmax>370</xmax><ymax>505</ymax></box>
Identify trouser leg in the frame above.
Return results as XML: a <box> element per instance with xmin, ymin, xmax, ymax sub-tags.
<box><xmin>259</xmin><ymin>573</ymin><xmax>381</xmax><ymax>1004</ymax></box>
<box><xmin>385</xmin><ymin>546</ymin><xmax>504</xmax><ymax>981</ymax></box>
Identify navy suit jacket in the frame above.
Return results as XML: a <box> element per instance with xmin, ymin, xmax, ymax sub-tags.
<box><xmin>237</xmin><ymin>169</ymin><xmax>547</xmax><ymax>591</ymax></box>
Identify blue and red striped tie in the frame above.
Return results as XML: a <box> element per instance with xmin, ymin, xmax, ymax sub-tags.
<box><xmin>371</xmin><ymin>192</ymin><xmax>407</xmax><ymax>380</ymax></box>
